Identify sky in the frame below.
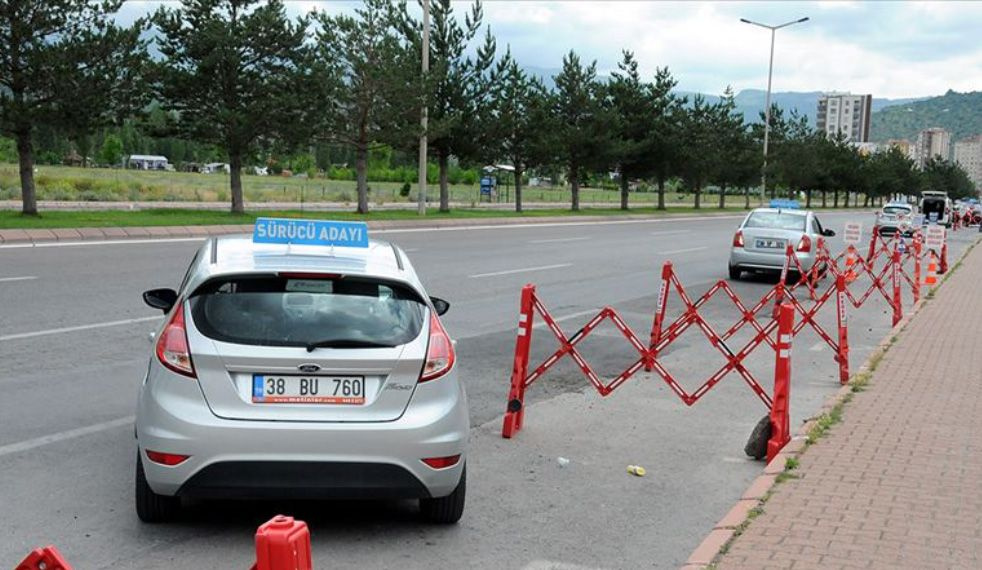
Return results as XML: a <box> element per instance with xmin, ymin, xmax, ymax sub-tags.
<box><xmin>118</xmin><ymin>1</ymin><xmax>982</xmax><ymax>99</ymax></box>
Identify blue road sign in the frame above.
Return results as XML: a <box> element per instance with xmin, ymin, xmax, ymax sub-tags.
<box><xmin>769</xmin><ymin>199</ymin><xmax>800</xmax><ymax>209</ymax></box>
<box><xmin>253</xmin><ymin>218</ymin><xmax>369</xmax><ymax>247</ymax></box>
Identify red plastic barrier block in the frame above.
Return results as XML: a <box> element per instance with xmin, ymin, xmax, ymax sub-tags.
<box><xmin>253</xmin><ymin>515</ymin><xmax>313</xmax><ymax>570</ymax></box>
<box><xmin>15</xmin><ymin>546</ymin><xmax>73</xmax><ymax>570</ymax></box>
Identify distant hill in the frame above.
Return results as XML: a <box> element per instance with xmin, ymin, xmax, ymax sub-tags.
<box><xmin>870</xmin><ymin>90</ymin><xmax>982</xmax><ymax>142</ymax></box>
<box><xmin>522</xmin><ymin>66</ymin><xmax>927</xmax><ymax>126</ymax></box>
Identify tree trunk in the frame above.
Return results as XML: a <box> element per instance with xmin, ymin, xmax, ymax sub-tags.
<box><xmin>694</xmin><ymin>182</ymin><xmax>701</xmax><ymax>209</ymax></box>
<box><xmin>438</xmin><ymin>150</ymin><xmax>450</xmax><ymax>213</ymax></box>
<box><xmin>769</xmin><ymin>183</ymin><xmax>776</xmax><ymax>200</ymax></box>
<box><xmin>229</xmin><ymin>152</ymin><xmax>244</xmax><ymax>214</ymax></box>
<box><xmin>355</xmin><ymin>146</ymin><xmax>369</xmax><ymax>214</ymax></box>
<box><xmin>619</xmin><ymin>173</ymin><xmax>629</xmax><ymax>210</ymax></box>
<box><xmin>744</xmin><ymin>186</ymin><xmax>750</xmax><ymax>209</ymax></box>
<box><xmin>833</xmin><ymin>190</ymin><xmax>839</xmax><ymax>208</ymax></box>
<box><xmin>16</xmin><ymin>130</ymin><xmax>38</xmax><ymax>216</ymax></box>
<box><xmin>570</xmin><ymin>162</ymin><xmax>580</xmax><ymax>212</ymax></box>
<box><xmin>656</xmin><ymin>175</ymin><xmax>666</xmax><ymax>210</ymax></box>
<box><xmin>514</xmin><ymin>163</ymin><xmax>523</xmax><ymax>213</ymax></box>
<box><xmin>805</xmin><ymin>188</ymin><xmax>812</xmax><ymax>209</ymax></box>
<box><xmin>822</xmin><ymin>190</ymin><xmax>827</xmax><ymax>208</ymax></box>
<box><xmin>863</xmin><ymin>194</ymin><xmax>870</xmax><ymax>207</ymax></box>
<box><xmin>718</xmin><ymin>183</ymin><xmax>726</xmax><ymax>209</ymax></box>
<box><xmin>843</xmin><ymin>190</ymin><xmax>849</xmax><ymax>208</ymax></box>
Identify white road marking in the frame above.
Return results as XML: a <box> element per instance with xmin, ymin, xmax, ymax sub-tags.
<box><xmin>470</xmin><ymin>263</ymin><xmax>572</xmax><ymax>279</ymax></box>
<box><xmin>657</xmin><ymin>246</ymin><xmax>708</xmax><ymax>255</ymax></box>
<box><xmin>650</xmin><ymin>230</ymin><xmax>692</xmax><ymax>236</ymax></box>
<box><xmin>0</xmin><ymin>237</ymin><xmax>206</xmax><ymax>249</ymax></box>
<box><xmin>528</xmin><ymin>236</ymin><xmax>590</xmax><ymax>244</ymax></box>
<box><xmin>531</xmin><ymin>308</ymin><xmax>601</xmax><ymax>329</ymax></box>
<box><xmin>402</xmin><ymin>248</ymin><xmax>420</xmax><ymax>252</ymax></box>
<box><xmin>0</xmin><ymin>315</ymin><xmax>161</xmax><ymax>342</ymax></box>
<box><xmin>810</xmin><ymin>342</ymin><xmax>826</xmax><ymax>352</ymax></box>
<box><xmin>0</xmin><ymin>276</ymin><xmax>37</xmax><ymax>283</ymax></box>
<box><xmin>0</xmin><ymin>416</ymin><xmax>134</xmax><ymax>458</ymax></box>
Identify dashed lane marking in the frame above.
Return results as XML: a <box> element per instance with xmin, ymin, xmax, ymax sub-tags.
<box><xmin>470</xmin><ymin>263</ymin><xmax>573</xmax><ymax>279</ymax></box>
<box><xmin>0</xmin><ymin>315</ymin><xmax>161</xmax><ymax>342</ymax></box>
<box><xmin>0</xmin><ymin>416</ymin><xmax>134</xmax><ymax>458</ymax></box>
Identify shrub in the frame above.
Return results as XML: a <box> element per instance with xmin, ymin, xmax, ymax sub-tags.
<box><xmin>400</xmin><ymin>182</ymin><xmax>411</xmax><ymax>197</ymax></box>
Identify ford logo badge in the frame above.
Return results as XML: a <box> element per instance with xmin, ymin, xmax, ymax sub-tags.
<box><xmin>298</xmin><ymin>363</ymin><xmax>321</xmax><ymax>373</ymax></box>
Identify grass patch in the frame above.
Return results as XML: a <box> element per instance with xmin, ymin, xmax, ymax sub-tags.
<box><xmin>0</xmin><ymin>205</ymin><xmax>748</xmax><ymax>229</ymax></box>
<box><xmin>784</xmin><ymin>456</ymin><xmax>800</xmax><ymax>470</ymax></box>
<box><xmin>805</xmin><ymin>401</ymin><xmax>846</xmax><ymax>445</ymax></box>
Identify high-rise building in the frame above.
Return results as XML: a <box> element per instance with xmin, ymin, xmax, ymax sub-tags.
<box><xmin>915</xmin><ymin>127</ymin><xmax>951</xmax><ymax>167</ymax></box>
<box><xmin>816</xmin><ymin>93</ymin><xmax>873</xmax><ymax>142</ymax></box>
<box><xmin>954</xmin><ymin>135</ymin><xmax>982</xmax><ymax>190</ymax></box>
<box><xmin>886</xmin><ymin>139</ymin><xmax>916</xmax><ymax>162</ymax></box>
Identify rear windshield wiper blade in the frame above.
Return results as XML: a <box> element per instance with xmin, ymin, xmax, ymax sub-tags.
<box><xmin>305</xmin><ymin>339</ymin><xmax>396</xmax><ymax>352</ymax></box>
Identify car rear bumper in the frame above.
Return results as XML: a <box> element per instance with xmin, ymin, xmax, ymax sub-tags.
<box><xmin>729</xmin><ymin>248</ymin><xmax>815</xmax><ymax>272</ymax></box>
<box><xmin>135</xmin><ymin>363</ymin><xmax>468</xmax><ymax>500</ymax></box>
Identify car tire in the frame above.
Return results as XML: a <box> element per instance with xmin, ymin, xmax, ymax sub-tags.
<box><xmin>728</xmin><ymin>265</ymin><xmax>741</xmax><ymax>280</ymax></box>
<box><xmin>135</xmin><ymin>452</ymin><xmax>181</xmax><ymax>523</ymax></box>
<box><xmin>419</xmin><ymin>466</ymin><xmax>466</xmax><ymax>524</ymax></box>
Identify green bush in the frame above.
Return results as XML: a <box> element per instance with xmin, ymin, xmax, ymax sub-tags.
<box><xmin>400</xmin><ymin>182</ymin><xmax>411</xmax><ymax>197</ymax></box>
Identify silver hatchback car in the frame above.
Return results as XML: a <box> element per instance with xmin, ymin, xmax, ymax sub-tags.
<box><xmin>135</xmin><ymin>231</ymin><xmax>467</xmax><ymax>524</ymax></box>
<box><xmin>728</xmin><ymin>208</ymin><xmax>835</xmax><ymax>279</ymax></box>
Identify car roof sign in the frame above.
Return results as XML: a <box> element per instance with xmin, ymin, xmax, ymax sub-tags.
<box><xmin>253</xmin><ymin>218</ymin><xmax>369</xmax><ymax>248</ymax></box>
<box><xmin>769</xmin><ymin>199</ymin><xmax>800</xmax><ymax>209</ymax></box>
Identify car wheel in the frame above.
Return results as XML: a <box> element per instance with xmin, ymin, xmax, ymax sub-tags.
<box><xmin>135</xmin><ymin>452</ymin><xmax>181</xmax><ymax>523</ymax></box>
<box><xmin>420</xmin><ymin>466</ymin><xmax>466</xmax><ymax>524</ymax></box>
<box><xmin>728</xmin><ymin>265</ymin><xmax>741</xmax><ymax>280</ymax></box>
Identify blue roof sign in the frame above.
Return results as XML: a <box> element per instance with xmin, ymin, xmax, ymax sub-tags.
<box><xmin>253</xmin><ymin>218</ymin><xmax>369</xmax><ymax>248</ymax></box>
<box><xmin>769</xmin><ymin>199</ymin><xmax>800</xmax><ymax>209</ymax></box>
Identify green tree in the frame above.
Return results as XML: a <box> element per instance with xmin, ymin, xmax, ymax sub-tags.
<box><xmin>98</xmin><ymin>134</ymin><xmax>124</xmax><ymax>166</ymax></box>
<box><xmin>607</xmin><ymin>51</ymin><xmax>653</xmax><ymax>211</ymax></box>
<box><xmin>921</xmin><ymin>157</ymin><xmax>976</xmax><ymax>199</ymax></box>
<box><xmin>709</xmin><ymin>87</ymin><xmax>756</xmax><ymax>209</ymax></box>
<box><xmin>398</xmin><ymin>0</ymin><xmax>495</xmax><ymax>212</ymax></box>
<box><xmin>676</xmin><ymin>95</ymin><xmax>717</xmax><ymax>209</ymax></box>
<box><xmin>152</xmin><ymin>0</ymin><xmax>323</xmax><ymax>213</ymax></box>
<box><xmin>483</xmin><ymin>49</ymin><xmax>549</xmax><ymax>212</ymax></box>
<box><xmin>550</xmin><ymin>51</ymin><xmax>612</xmax><ymax>211</ymax></box>
<box><xmin>648</xmin><ymin>67</ymin><xmax>685</xmax><ymax>210</ymax></box>
<box><xmin>0</xmin><ymin>0</ymin><xmax>147</xmax><ymax>214</ymax></box>
<box><xmin>315</xmin><ymin>0</ymin><xmax>418</xmax><ymax>213</ymax></box>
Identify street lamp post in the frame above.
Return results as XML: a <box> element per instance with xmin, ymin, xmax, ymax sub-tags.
<box><xmin>417</xmin><ymin>0</ymin><xmax>430</xmax><ymax>216</ymax></box>
<box><xmin>740</xmin><ymin>16</ymin><xmax>809</xmax><ymax>205</ymax></box>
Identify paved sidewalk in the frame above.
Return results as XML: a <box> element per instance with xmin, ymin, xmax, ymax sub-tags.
<box><xmin>714</xmin><ymin>243</ymin><xmax>982</xmax><ymax>569</ymax></box>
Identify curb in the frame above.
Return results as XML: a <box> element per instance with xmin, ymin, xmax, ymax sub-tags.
<box><xmin>0</xmin><ymin>211</ymin><xmax>752</xmax><ymax>245</ymax></box>
<box><xmin>680</xmin><ymin>237</ymin><xmax>980</xmax><ymax>569</ymax></box>
<box><xmin>0</xmin><ymin>208</ymin><xmax>871</xmax><ymax>246</ymax></box>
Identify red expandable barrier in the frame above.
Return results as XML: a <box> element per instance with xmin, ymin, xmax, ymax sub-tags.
<box><xmin>502</xmin><ymin>266</ymin><xmax>796</xmax><ymax>462</ymax></box>
<box><xmin>252</xmin><ymin>515</ymin><xmax>313</xmax><ymax>570</ymax></box>
<box><xmin>767</xmin><ymin>304</ymin><xmax>794</xmax><ymax>463</ymax></box>
<box><xmin>15</xmin><ymin>546</ymin><xmax>72</xmax><ymax>570</ymax></box>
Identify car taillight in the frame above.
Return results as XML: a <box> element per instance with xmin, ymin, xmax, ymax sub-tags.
<box><xmin>797</xmin><ymin>235</ymin><xmax>811</xmax><ymax>253</ymax></box>
<box><xmin>155</xmin><ymin>302</ymin><xmax>196</xmax><ymax>378</ymax></box>
<box><xmin>421</xmin><ymin>454</ymin><xmax>461</xmax><ymax>469</ymax></box>
<box><xmin>420</xmin><ymin>312</ymin><xmax>455</xmax><ymax>382</ymax></box>
<box><xmin>732</xmin><ymin>230</ymin><xmax>744</xmax><ymax>248</ymax></box>
<box><xmin>145</xmin><ymin>450</ymin><xmax>190</xmax><ymax>466</ymax></box>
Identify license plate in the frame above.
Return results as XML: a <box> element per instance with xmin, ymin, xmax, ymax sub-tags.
<box><xmin>755</xmin><ymin>239</ymin><xmax>784</xmax><ymax>249</ymax></box>
<box><xmin>252</xmin><ymin>375</ymin><xmax>365</xmax><ymax>405</ymax></box>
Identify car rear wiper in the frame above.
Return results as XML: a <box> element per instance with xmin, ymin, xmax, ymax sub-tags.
<box><xmin>305</xmin><ymin>339</ymin><xmax>396</xmax><ymax>352</ymax></box>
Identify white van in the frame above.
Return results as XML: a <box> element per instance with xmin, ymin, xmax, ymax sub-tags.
<box><xmin>920</xmin><ymin>191</ymin><xmax>952</xmax><ymax>227</ymax></box>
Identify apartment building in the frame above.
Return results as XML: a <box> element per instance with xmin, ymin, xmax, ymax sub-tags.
<box><xmin>954</xmin><ymin>135</ymin><xmax>982</xmax><ymax>190</ymax></box>
<box><xmin>816</xmin><ymin>93</ymin><xmax>873</xmax><ymax>142</ymax></box>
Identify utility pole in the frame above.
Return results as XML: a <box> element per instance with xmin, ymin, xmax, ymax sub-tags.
<box><xmin>740</xmin><ymin>16</ymin><xmax>809</xmax><ymax>205</ymax></box>
<box><xmin>417</xmin><ymin>0</ymin><xmax>430</xmax><ymax>216</ymax></box>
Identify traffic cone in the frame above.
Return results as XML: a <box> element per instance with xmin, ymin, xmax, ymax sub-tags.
<box><xmin>924</xmin><ymin>252</ymin><xmax>938</xmax><ymax>286</ymax></box>
<box><xmin>844</xmin><ymin>245</ymin><xmax>858</xmax><ymax>283</ymax></box>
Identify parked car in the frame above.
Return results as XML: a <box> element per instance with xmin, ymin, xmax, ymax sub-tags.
<box><xmin>920</xmin><ymin>191</ymin><xmax>952</xmax><ymax>228</ymax></box>
<box><xmin>875</xmin><ymin>202</ymin><xmax>915</xmax><ymax>237</ymax></box>
<box><xmin>135</xmin><ymin>224</ymin><xmax>466</xmax><ymax>524</ymax></box>
<box><xmin>728</xmin><ymin>207</ymin><xmax>835</xmax><ymax>280</ymax></box>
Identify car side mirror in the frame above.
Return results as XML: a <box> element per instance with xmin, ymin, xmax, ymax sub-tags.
<box><xmin>143</xmin><ymin>288</ymin><xmax>178</xmax><ymax>313</ymax></box>
<box><xmin>430</xmin><ymin>296</ymin><xmax>450</xmax><ymax>316</ymax></box>
<box><xmin>822</xmin><ymin>229</ymin><xmax>836</xmax><ymax>237</ymax></box>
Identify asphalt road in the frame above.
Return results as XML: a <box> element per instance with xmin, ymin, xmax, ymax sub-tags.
<box><xmin>1</xmin><ymin>211</ymin><xmax>974</xmax><ymax>569</ymax></box>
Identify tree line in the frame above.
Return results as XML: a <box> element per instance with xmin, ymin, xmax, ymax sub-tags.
<box><xmin>1</xmin><ymin>0</ymin><xmax>976</xmax><ymax>216</ymax></box>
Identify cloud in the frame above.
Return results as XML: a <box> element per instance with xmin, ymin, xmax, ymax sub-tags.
<box><xmin>117</xmin><ymin>0</ymin><xmax>982</xmax><ymax>99</ymax></box>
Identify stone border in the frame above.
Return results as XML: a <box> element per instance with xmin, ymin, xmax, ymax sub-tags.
<box><xmin>0</xmin><ymin>211</ymin><xmax>752</xmax><ymax>245</ymax></box>
<box><xmin>680</xmin><ymin>236</ymin><xmax>980</xmax><ymax>569</ymax></box>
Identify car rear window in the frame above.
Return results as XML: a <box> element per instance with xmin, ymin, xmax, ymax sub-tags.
<box><xmin>189</xmin><ymin>275</ymin><xmax>425</xmax><ymax>348</ymax></box>
<box><xmin>882</xmin><ymin>206</ymin><xmax>911</xmax><ymax>215</ymax></box>
<box><xmin>744</xmin><ymin>211</ymin><xmax>806</xmax><ymax>231</ymax></box>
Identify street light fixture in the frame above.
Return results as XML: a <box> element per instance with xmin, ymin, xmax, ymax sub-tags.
<box><xmin>740</xmin><ymin>16</ymin><xmax>809</xmax><ymax>205</ymax></box>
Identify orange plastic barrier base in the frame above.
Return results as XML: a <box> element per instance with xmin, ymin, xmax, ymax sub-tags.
<box><xmin>252</xmin><ymin>515</ymin><xmax>313</xmax><ymax>570</ymax></box>
<box><xmin>15</xmin><ymin>546</ymin><xmax>72</xmax><ymax>570</ymax></box>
